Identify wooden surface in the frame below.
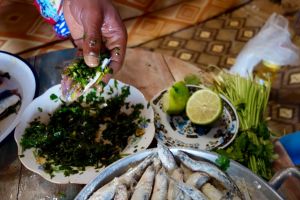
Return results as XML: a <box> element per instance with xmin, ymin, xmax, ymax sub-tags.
<box><xmin>115</xmin><ymin>48</ymin><xmax>204</xmax><ymax>100</ymax></box>
<box><xmin>0</xmin><ymin>48</ymin><xmax>204</xmax><ymax>200</ymax></box>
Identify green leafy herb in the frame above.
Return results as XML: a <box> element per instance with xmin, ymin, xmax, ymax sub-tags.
<box><xmin>50</xmin><ymin>94</ymin><xmax>58</xmax><ymax>101</ymax></box>
<box><xmin>38</xmin><ymin>107</ymin><xmax>43</xmax><ymax>112</ymax></box>
<box><xmin>20</xmin><ymin>84</ymin><xmax>148</xmax><ymax>177</ymax></box>
<box><xmin>215</xmin><ymin>155</ymin><xmax>230</xmax><ymax>171</ymax></box>
<box><xmin>62</xmin><ymin>53</ymin><xmax>110</xmax><ymax>89</ymax></box>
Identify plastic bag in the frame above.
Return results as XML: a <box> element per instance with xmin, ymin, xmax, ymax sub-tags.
<box><xmin>230</xmin><ymin>13</ymin><xmax>300</xmax><ymax>77</ymax></box>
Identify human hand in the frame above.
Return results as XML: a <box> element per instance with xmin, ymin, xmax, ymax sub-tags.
<box><xmin>63</xmin><ymin>0</ymin><xmax>127</xmax><ymax>80</ymax></box>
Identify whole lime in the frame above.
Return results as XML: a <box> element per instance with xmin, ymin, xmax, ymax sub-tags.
<box><xmin>162</xmin><ymin>81</ymin><xmax>190</xmax><ymax>115</ymax></box>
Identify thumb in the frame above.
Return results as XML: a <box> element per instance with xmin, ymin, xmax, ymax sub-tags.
<box><xmin>82</xmin><ymin>12</ymin><xmax>103</xmax><ymax>67</ymax></box>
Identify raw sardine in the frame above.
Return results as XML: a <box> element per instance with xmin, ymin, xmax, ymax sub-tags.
<box><xmin>151</xmin><ymin>167</ymin><xmax>168</xmax><ymax>200</ymax></box>
<box><xmin>168</xmin><ymin>177</ymin><xmax>208</xmax><ymax>200</ymax></box>
<box><xmin>181</xmin><ymin>163</ymin><xmax>193</xmax><ymax>182</ymax></box>
<box><xmin>201</xmin><ymin>183</ymin><xmax>223</xmax><ymax>200</ymax></box>
<box><xmin>157</xmin><ymin>142</ymin><xmax>177</xmax><ymax>172</ymax></box>
<box><xmin>176</xmin><ymin>151</ymin><xmax>243</xmax><ymax>199</ymax></box>
<box><xmin>0</xmin><ymin>90</ymin><xmax>20</xmax><ymax>120</ymax></box>
<box><xmin>153</xmin><ymin>157</ymin><xmax>162</xmax><ymax>173</ymax></box>
<box><xmin>168</xmin><ymin>168</ymin><xmax>186</xmax><ymax>200</ymax></box>
<box><xmin>119</xmin><ymin>154</ymin><xmax>154</xmax><ymax>188</ymax></box>
<box><xmin>88</xmin><ymin>178</ymin><xmax>119</xmax><ymax>200</ymax></box>
<box><xmin>186</xmin><ymin>172</ymin><xmax>210</xmax><ymax>189</ymax></box>
<box><xmin>131</xmin><ymin>164</ymin><xmax>155</xmax><ymax>200</ymax></box>
<box><xmin>61</xmin><ymin>58</ymin><xmax>110</xmax><ymax>102</ymax></box>
<box><xmin>114</xmin><ymin>184</ymin><xmax>129</xmax><ymax>200</ymax></box>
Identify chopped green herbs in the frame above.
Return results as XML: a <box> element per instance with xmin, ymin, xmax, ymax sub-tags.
<box><xmin>38</xmin><ymin>107</ymin><xmax>43</xmax><ymax>112</ymax></box>
<box><xmin>62</xmin><ymin>53</ymin><xmax>110</xmax><ymax>89</ymax></box>
<box><xmin>50</xmin><ymin>94</ymin><xmax>58</xmax><ymax>101</ymax></box>
<box><xmin>215</xmin><ymin>155</ymin><xmax>230</xmax><ymax>171</ymax></box>
<box><xmin>20</xmin><ymin>84</ymin><xmax>148</xmax><ymax>177</ymax></box>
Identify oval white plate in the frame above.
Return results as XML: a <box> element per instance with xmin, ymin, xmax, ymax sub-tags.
<box><xmin>0</xmin><ymin>51</ymin><xmax>37</xmax><ymax>143</ymax></box>
<box><xmin>151</xmin><ymin>85</ymin><xmax>239</xmax><ymax>150</ymax></box>
<box><xmin>14</xmin><ymin>79</ymin><xmax>155</xmax><ymax>184</ymax></box>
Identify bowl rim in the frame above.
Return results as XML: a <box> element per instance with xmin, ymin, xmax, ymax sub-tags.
<box><xmin>0</xmin><ymin>51</ymin><xmax>39</xmax><ymax>143</ymax></box>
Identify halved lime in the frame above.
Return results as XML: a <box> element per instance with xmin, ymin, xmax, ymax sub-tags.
<box><xmin>186</xmin><ymin>89</ymin><xmax>223</xmax><ymax>125</ymax></box>
<box><xmin>162</xmin><ymin>81</ymin><xmax>190</xmax><ymax>115</ymax></box>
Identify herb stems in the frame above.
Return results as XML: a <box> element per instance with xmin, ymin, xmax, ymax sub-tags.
<box><xmin>213</xmin><ymin>72</ymin><xmax>275</xmax><ymax>180</ymax></box>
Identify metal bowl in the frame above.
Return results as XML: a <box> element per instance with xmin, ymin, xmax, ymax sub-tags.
<box><xmin>75</xmin><ymin>148</ymin><xmax>284</xmax><ymax>200</ymax></box>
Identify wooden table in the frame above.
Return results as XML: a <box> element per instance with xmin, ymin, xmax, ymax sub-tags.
<box><xmin>0</xmin><ymin>48</ymin><xmax>203</xmax><ymax>200</ymax></box>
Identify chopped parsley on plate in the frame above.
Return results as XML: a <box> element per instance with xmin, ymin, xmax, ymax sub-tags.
<box><xmin>20</xmin><ymin>83</ymin><xmax>148</xmax><ymax>178</ymax></box>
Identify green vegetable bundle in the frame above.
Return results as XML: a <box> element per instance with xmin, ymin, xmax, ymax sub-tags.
<box><xmin>213</xmin><ymin>71</ymin><xmax>276</xmax><ymax>180</ymax></box>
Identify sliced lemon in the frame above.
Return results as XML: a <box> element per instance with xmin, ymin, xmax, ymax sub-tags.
<box><xmin>186</xmin><ymin>89</ymin><xmax>223</xmax><ymax>125</ymax></box>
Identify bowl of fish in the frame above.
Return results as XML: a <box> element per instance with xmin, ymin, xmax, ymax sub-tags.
<box><xmin>14</xmin><ymin>79</ymin><xmax>155</xmax><ymax>184</ymax></box>
<box><xmin>76</xmin><ymin>143</ymin><xmax>283</xmax><ymax>200</ymax></box>
<box><xmin>0</xmin><ymin>51</ymin><xmax>38</xmax><ymax>143</ymax></box>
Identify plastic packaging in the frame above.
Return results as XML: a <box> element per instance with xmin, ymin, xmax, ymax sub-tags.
<box><xmin>230</xmin><ymin>13</ymin><xmax>300</xmax><ymax>77</ymax></box>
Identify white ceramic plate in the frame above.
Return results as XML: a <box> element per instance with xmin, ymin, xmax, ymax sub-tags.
<box><xmin>14</xmin><ymin>79</ymin><xmax>155</xmax><ymax>184</ymax></box>
<box><xmin>151</xmin><ymin>85</ymin><xmax>239</xmax><ymax>150</ymax></box>
<box><xmin>0</xmin><ymin>51</ymin><xmax>37</xmax><ymax>143</ymax></box>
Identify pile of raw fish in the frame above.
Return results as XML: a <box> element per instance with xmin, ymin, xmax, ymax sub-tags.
<box><xmin>88</xmin><ymin>143</ymin><xmax>244</xmax><ymax>200</ymax></box>
<box><xmin>0</xmin><ymin>72</ymin><xmax>21</xmax><ymax>121</ymax></box>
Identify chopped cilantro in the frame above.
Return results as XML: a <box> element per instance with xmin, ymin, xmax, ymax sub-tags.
<box><xmin>50</xmin><ymin>94</ymin><xmax>58</xmax><ymax>101</ymax></box>
<box><xmin>20</xmin><ymin>85</ymin><xmax>149</xmax><ymax>178</ymax></box>
<box><xmin>215</xmin><ymin>155</ymin><xmax>230</xmax><ymax>171</ymax></box>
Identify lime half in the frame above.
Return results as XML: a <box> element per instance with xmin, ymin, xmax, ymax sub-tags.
<box><xmin>162</xmin><ymin>81</ymin><xmax>190</xmax><ymax>115</ymax></box>
<box><xmin>186</xmin><ymin>89</ymin><xmax>223</xmax><ymax>125</ymax></box>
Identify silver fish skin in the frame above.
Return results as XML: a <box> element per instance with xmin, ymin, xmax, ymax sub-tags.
<box><xmin>176</xmin><ymin>151</ymin><xmax>244</xmax><ymax>199</ymax></box>
<box><xmin>168</xmin><ymin>168</ymin><xmax>186</xmax><ymax>200</ymax></box>
<box><xmin>131</xmin><ymin>164</ymin><xmax>156</xmax><ymax>200</ymax></box>
<box><xmin>114</xmin><ymin>184</ymin><xmax>129</xmax><ymax>200</ymax></box>
<box><xmin>186</xmin><ymin>172</ymin><xmax>210</xmax><ymax>189</ymax></box>
<box><xmin>153</xmin><ymin>157</ymin><xmax>162</xmax><ymax>173</ymax></box>
<box><xmin>88</xmin><ymin>178</ymin><xmax>119</xmax><ymax>200</ymax></box>
<box><xmin>0</xmin><ymin>94</ymin><xmax>20</xmax><ymax>114</ymax></box>
<box><xmin>168</xmin><ymin>177</ymin><xmax>208</xmax><ymax>200</ymax></box>
<box><xmin>119</xmin><ymin>154</ymin><xmax>154</xmax><ymax>187</ymax></box>
<box><xmin>157</xmin><ymin>143</ymin><xmax>178</xmax><ymax>172</ymax></box>
<box><xmin>151</xmin><ymin>167</ymin><xmax>168</xmax><ymax>200</ymax></box>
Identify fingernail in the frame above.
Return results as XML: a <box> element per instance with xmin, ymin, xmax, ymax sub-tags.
<box><xmin>85</xmin><ymin>55</ymin><xmax>99</xmax><ymax>67</ymax></box>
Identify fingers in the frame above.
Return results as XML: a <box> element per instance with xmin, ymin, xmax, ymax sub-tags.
<box><xmin>109</xmin><ymin>46</ymin><xmax>126</xmax><ymax>74</ymax></box>
<box><xmin>103</xmin><ymin>26</ymin><xmax>127</xmax><ymax>74</ymax></box>
<box><xmin>81</xmin><ymin>11</ymin><xmax>103</xmax><ymax>67</ymax></box>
